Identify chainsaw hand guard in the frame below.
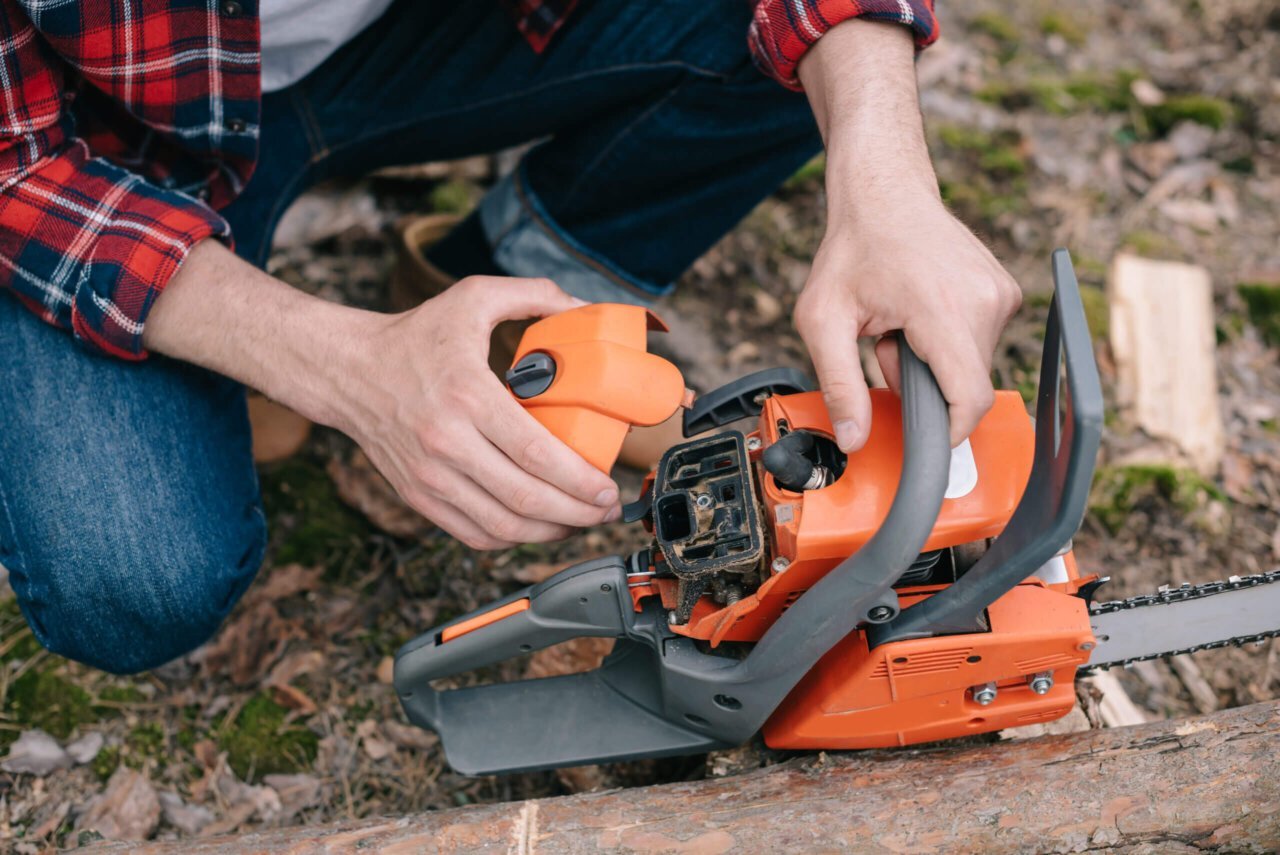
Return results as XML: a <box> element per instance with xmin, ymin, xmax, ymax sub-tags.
<box><xmin>394</xmin><ymin>335</ymin><xmax>952</xmax><ymax>775</ymax></box>
<box><xmin>867</xmin><ymin>248</ymin><xmax>1104</xmax><ymax>646</ymax></box>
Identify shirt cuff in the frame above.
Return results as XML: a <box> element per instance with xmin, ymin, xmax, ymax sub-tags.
<box><xmin>749</xmin><ymin>0</ymin><xmax>940</xmax><ymax>91</ymax></box>
<box><xmin>68</xmin><ymin>181</ymin><xmax>231</xmax><ymax>361</ymax></box>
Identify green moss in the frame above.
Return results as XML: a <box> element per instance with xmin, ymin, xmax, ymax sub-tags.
<box><xmin>127</xmin><ymin>722</ymin><xmax>166</xmax><ymax>758</ymax></box>
<box><xmin>784</xmin><ymin>154</ymin><xmax>826</xmax><ymax>189</ymax></box>
<box><xmin>978</xmin><ymin>72</ymin><xmax>1136</xmax><ymax>116</ymax></box>
<box><xmin>259</xmin><ymin>457</ymin><xmax>370</xmax><ymax>572</ymax></box>
<box><xmin>1078</xmin><ymin>284</ymin><xmax>1110</xmax><ymax>340</ymax></box>
<box><xmin>5</xmin><ymin>669</ymin><xmax>97</xmax><ymax>740</ymax></box>
<box><xmin>1237</xmin><ymin>283</ymin><xmax>1280</xmax><ymax>346</ymax></box>
<box><xmin>1222</xmin><ymin>155</ymin><xmax>1254</xmax><ymax>174</ymax></box>
<box><xmin>1120</xmin><ymin>230</ymin><xmax>1181</xmax><ymax>260</ymax></box>
<box><xmin>429</xmin><ymin>180</ymin><xmax>478</xmax><ymax>215</ymax></box>
<box><xmin>971</xmin><ymin>11</ymin><xmax>1020</xmax><ymax>45</ymax></box>
<box><xmin>92</xmin><ymin>745</ymin><xmax>121</xmax><ymax>782</ymax></box>
<box><xmin>1039</xmin><ymin>11</ymin><xmax>1087</xmax><ymax>46</ymax></box>
<box><xmin>218</xmin><ymin>693</ymin><xmax>318</xmax><ymax>781</ymax></box>
<box><xmin>937</xmin><ymin>126</ymin><xmax>1027</xmax><ymax>179</ymax></box>
<box><xmin>1089</xmin><ymin>465</ymin><xmax>1226</xmax><ymax>534</ymax></box>
<box><xmin>1145</xmin><ymin>95</ymin><xmax>1234</xmax><ymax>135</ymax></box>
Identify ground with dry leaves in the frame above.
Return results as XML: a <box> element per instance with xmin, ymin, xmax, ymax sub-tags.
<box><xmin>1</xmin><ymin>0</ymin><xmax>1278</xmax><ymax>849</ymax></box>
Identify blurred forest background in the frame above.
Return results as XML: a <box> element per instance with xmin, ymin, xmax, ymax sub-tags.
<box><xmin>1</xmin><ymin>0</ymin><xmax>1278</xmax><ymax>847</ymax></box>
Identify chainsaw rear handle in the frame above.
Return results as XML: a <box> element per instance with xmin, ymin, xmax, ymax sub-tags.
<box><xmin>394</xmin><ymin>333</ymin><xmax>951</xmax><ymax>775</ymax></box>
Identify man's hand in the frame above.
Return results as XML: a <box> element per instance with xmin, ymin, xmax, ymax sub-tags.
<box><xmin>345</xmin><ymin>277</ymin><xmax>622</xmax><ymax>549</ymax></box>
<box><xmin>145</xmin><ymin>242</ymin><xmax>620</xmax><ymax>550</ymax></box>
<box><xmin>796</xmin><ymin>19</ymin><xmax>1022</xmax><ymax>451</ymax></box>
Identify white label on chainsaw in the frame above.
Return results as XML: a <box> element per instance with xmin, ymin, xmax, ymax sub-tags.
<box><xmin>1033</xmin><ymin>556</ymin><xmax>1069</xmax><ymax>584</ymax></box>
<box><xmin>944</xmin><ymin>439</ymin><xmax>978</xmax><ymax>499</ymax></box>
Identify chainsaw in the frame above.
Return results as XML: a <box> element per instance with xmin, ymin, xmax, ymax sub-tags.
<box><xmin>393</xmin><ymin>249</ymin><xmax>1280</xmax><ymax>775</ymax></box>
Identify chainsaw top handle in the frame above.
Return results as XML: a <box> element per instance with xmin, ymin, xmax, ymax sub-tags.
<box><xmin>394</xmin><ymin>331</ymin><xmax>952</xmax><ymax>775</ymax></box>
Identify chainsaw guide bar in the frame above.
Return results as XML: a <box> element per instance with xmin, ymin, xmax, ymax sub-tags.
<box><xmin>1085</xmin><ymin>569</ymin><xmax>1280</xmax><ymax>671</ymax></box>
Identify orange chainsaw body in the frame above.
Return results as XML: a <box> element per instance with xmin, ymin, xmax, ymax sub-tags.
<box><xmin>509</xmin><ymin>303</ymin><xmax>1098</xmax><ymax>750</ymax></box>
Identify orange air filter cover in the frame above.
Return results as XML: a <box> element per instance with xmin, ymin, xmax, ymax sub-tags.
<box><xmin>508</xmin><ymin>304</ymin><xmax>686</xmax><ymax>472</ymax></box>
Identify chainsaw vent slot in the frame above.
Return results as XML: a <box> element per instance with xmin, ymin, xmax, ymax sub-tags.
<box><xmin>778</xmin><ymin>590</ymin><xmax>805</xmax><ymax>613</ymax></box>
<box><xmin>872</xmin><ymin>648</ymin><xmax>974</xmax><ymax>678</ymax></box>
<box><xmin>1015</xmin><ymin>653</ymin><xmax>1077</xmax><ymax>672</ymax></box>
<box><xmin>1017</xmin><ymin>710</ymin><xmax>1061</xmax><ymax>723</ymax></box>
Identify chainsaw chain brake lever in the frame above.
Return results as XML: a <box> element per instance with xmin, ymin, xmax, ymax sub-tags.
<box><xmin>394</xmin><ymin>332</ymin><xmax>952</xmax><ymax>776</ymax></box>
<box><xmin>867</xmin><ymin>248</ymin><xmax>1105</xmax><ymax>647</ymax></box>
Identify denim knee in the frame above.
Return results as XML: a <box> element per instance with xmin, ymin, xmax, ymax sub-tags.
<box><xmin>11</xmin><ymin>503</ymin><xmax>267</xmax><ymax>675</ymax></box>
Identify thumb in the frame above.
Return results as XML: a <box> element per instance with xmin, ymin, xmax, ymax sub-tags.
<box><xmin>799</xmin><ymin>306</ymin><xmax>873</xmax><ymax>453</ymax></box>
<box><xmin>468</xmin><ymin>276</ymin><xmax>587</xmax><ymax>325</ymax></box>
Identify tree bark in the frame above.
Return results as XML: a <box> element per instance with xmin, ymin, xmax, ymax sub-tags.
<box><xmin>101</xmin><ymin>700</ymin><xmax>1280</xmax><ymax>854</ymax></box>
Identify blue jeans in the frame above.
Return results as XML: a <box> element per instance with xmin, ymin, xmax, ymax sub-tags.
<box><xmin>0</xmin><ymin>0</ymin><xmax>818</xmax><ymax>674</ymax></box>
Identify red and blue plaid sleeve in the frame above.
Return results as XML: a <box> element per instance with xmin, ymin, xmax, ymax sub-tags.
<box><xmin>749</xmin><ymin>0</ymin><xmax>939</xmax><ymax>90</ymax></box>
<box><xmin>0</xmin><ymin>1</ymin><xmax>230</xmax><ymax>360</ymax></box>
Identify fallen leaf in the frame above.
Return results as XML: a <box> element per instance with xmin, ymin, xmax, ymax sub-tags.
<box><xmin>262</xmin><ymin>773</ymin><xmax>324</xmax><ymax>820</ymax></box>
<box><xmin>213</xmin><ymin>759</ymin><xmax>283</xmax><ymax>823</ymax></box>
<box><xmin>356</xmin><ymin>719</ymin><xmax>396</xmax><ymax>761</ymax></box>
<box><xmin>328</xmin><ymin>450</ymin><xmax>427</xmax><ymax>537</ymax></box>
<box><xmin>28</xmin><ymin>800</ymin><xmax>70</xmax><ymax>840</ymax></box>
<box><xmin>76</xmin><ymin>766</ymin><xmax>161</xmax><ymax>841</ymax></box>
<box><xmin>269</xmin><ymin>681</ymin><xmax>318</xmax><ymax>715</ymax></box>
<box><xmin>199</xmin><ymin>600</ymin><xmax>304</xmax><ymax>685</ymax></box>
<box><xmin>557</xmin><ymin>765</ymin><xmax>608</xmax><ymax>794</ymax></box>
<box><xmin>248</xmin><ymin>395</ymin><xmax>312</xmax><ymax>463</ymax></box>
<box><xmin>1</xmin><ymin>729</ymin><xmax>72</xmax><ymax>775</ymax></box>
<box><xmin>751</xmin><ymin>289</ymin><xmax>783</xmax><ymax>325</ymax></box>
<box><xmin>158</xmin><ymin>791</ymin><xmax>215</xmax><ymax>836</ymax></box>
<box><xmin>524</xmin><ymin>637</ymin><xmax>614</xmax><ymax>680</ymax></box>
<box><xmin>267</xmin><ymin>649</ymin><xmax>325</xmax><ymax>685</ymax></box>
<box><xmin>376</xmin><ymin>655</ymin><xmax>395</xmax><ymax>684</ymax></box>
<box><xmin>381</xmin><ymin>719</ymin><xmax>439</xmax><ymax>751</ymax></box>
<box><xmin>250</xmin><ymin>563</ymin><xmax>323</xmax><ymax>605</ymax></box>
<box><xmin>193</xmin><ymin>739</ymin><xmax>220</xmax><ymax>770</ymax></box>
<box><xmin>65</xmin><ymin>731</ymin><xmax>104</xmax><ymax>765</ymax></box>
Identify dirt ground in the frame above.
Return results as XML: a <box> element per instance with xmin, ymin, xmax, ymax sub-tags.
<box><xmin>2</xmin><ymin>0</ymin><xmax>1278</xmax><ymax>848</ymax></box>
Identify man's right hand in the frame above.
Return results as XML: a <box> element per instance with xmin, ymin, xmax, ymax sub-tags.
<box><xmin>144</xmin><ymin>241</ymin><xmax>620</xmax><ymax>550</ymax></box>
<box><xmin>338</xmin><ymin>276</ymin><xmax>621</xmax><ymax>549</ymax></box>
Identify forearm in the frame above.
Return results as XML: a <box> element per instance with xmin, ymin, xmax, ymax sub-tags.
<box><xmin>143</xmin><ymin>240</ymin><xmax>381</xmax><ymax>432</ymax></box>
<box><xmin>798</xmin><ymin>19</ymin><xmax>939</xmax><ymax>221</ymax></box>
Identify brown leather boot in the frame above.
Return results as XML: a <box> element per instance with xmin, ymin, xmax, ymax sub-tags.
<box><xmin>391</xmin><ymin>213</ymin><xmax>527</xmax><ymax>375</ymax></box>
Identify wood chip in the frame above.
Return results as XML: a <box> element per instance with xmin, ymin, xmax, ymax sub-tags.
<box><xmin>1169</xmin><ymin>655</ymin><xmax>1219</xmax><ymax>714</ymax></box>
<box><xmin>1108</xmin><ymin>254</ymin><xmax>1225</xmax><ymax>474</ymax></box>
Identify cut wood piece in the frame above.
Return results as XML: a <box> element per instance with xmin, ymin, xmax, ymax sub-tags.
<box><xmin>100</xmin><ymin>701</ymin><xmax>1280</xmax><ymax>854</ymax></box>
<box><xmin>247</xmin><ymin>395</ymin><xmax>312</xmax><ymax>463</ymax></box>
<box><xmin>1083</xmin><ymin>670</ymin><xmax>1149</xmax><ymax>727</ymax></box>
<box><xmin>1108</xmin><ymin>253</ymin><xmax>1225</xmax><ymax>474</ymax></box>
<box><xmin>1169</xmin><ymin>654</ymin><xmax>1220</xmax><ymax>714</ymax></box>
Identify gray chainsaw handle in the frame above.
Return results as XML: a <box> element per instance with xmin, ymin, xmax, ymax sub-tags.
<box><xmin>393</xmin><ymin>557</ymin><xmax>629</xmax><ymax>690</ymax></box>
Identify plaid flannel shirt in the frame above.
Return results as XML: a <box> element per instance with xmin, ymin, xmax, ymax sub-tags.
<box><xmin>0</xmin><ymin>0</ymin><xmax>936</xmax><ymax>360</ymax></box>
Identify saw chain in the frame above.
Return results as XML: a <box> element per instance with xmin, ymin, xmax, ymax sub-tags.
<box><xmin>1083</xmin><ymin>569</ymin><xmax>1280</xmax><ymax>671</ymax></box>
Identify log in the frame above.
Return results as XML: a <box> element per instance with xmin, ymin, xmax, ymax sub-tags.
<box><xmin>95</xmin><ymin>701</ymin><xmax>1280</xmax><ymax>854</ymax></box>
